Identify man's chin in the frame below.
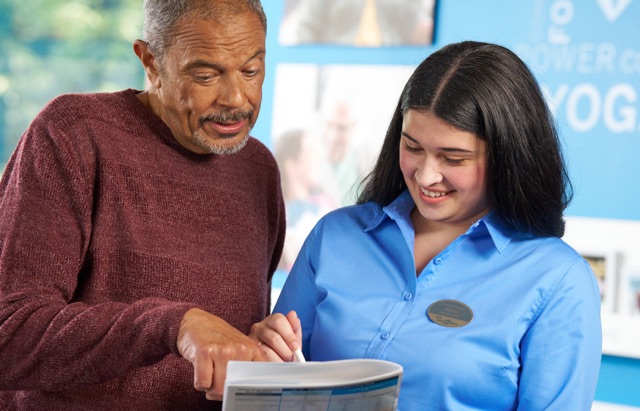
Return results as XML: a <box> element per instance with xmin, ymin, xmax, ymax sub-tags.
<box><xmin>194</xmin><ymin>132</ymin><xmax>249</xmax><ymax>155</ymax></box>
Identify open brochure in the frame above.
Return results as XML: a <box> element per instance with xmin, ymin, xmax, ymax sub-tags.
<box><xmin>222</xmin><ymin>358</ymin><xmax>403</xmax><ymax>411</ymax></box>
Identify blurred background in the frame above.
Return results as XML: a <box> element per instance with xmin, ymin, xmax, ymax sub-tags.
<box><xmin>0</xmin><ymin>0</ymin><xmax>143</xmax><ymax>168</ymax></box>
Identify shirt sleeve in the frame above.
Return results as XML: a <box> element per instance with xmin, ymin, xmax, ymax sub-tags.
<box><xmin>0</xmin><ymin>109</ymin><xmax>196</xmax><ymax>391</ymax></box>
<box><xmin>266</xmin><ymin>175</ymin><xmax>287</xmax><ymax>316</ymax></box>
<box><xmin>273</xmin><ymin>221</ymin><xmax>323</xmax><ymax>359</ymax></box>
<box><xmin>517</xmin><ymin>257</ymin><xmax>602</xmax><ymax>410</ymax></box>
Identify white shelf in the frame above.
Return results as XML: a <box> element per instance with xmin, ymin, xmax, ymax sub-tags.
<box><xmin>601</xmin><ymin>313</ymin><xmax>640</xmax><ymax>359</ymax></box>
<box><xmin>593</xmin><ymin>401</ymin><xmax>640</xmax><ymax>411</ymax></box>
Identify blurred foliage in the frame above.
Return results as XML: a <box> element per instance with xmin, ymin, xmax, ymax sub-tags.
<box><xmin>0</xmin><ymin>0</ymin><xmax>145</xmax><ymax>165</ymax></box>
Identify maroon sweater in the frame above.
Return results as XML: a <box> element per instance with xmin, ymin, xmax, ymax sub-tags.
<box><xmin>0</xmin><ymin>89</ymin><xmax>285</xmax><ymax>410</ymax></box>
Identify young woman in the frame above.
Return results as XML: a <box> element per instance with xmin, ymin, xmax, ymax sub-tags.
<box><xmin>251</xmin><ymin>41</ymin><xmax>602</xmax><ymax>410</ymax></box>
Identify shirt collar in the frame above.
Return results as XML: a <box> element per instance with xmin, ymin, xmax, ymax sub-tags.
<box><xmin>365</xmin><ymin>190</ymin><xmax>514</xmax><ymax>253</ymax></box>
<box><xmin>469</xmin><ymin>212</ymin><xmax>514</xmax><ymax>253</ymax></box>
<box><xmin>363</xmin><ymin>190</ymin><xmax>413</xmax><ymax>233</ymax></box>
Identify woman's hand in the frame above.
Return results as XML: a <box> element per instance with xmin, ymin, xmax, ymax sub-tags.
<box><xmin>249</xmin><ymin>310</ymin><xmax>303</xmax><ymax>362</ymax></box>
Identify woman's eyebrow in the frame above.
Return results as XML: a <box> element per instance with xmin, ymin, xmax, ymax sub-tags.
<box><xmin>401</xmin><ymin>131</ymin><xmax>474</xmax><ymax>153</ymax></box>
<box><xmin>401</xmin><ymin>131</ymin><xmax>418</xmax><ymax>143</ymax></box>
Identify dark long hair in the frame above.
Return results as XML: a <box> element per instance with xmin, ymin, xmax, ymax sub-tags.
<box><xmin>357</xmin><ymin>41</ymin><xmax>572</xmax><ymax>238</ymax></box>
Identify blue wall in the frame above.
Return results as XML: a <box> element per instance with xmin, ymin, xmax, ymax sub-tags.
<box><xmin>256</xmin><ymin>0</ymin><xmax>640</xmax><ymax>407</ymax></box>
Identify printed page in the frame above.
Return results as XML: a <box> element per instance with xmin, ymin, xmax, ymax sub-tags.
<box><xmin>222</xmin><ymin>359</ymin><xmax>403</xmax><ymax>411</ymax></box>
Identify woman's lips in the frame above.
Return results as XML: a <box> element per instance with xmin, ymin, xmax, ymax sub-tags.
<box><xmin>418</xmin><ymin>186</ymin><xmax>452</xmax><ymax>204</ymax></box>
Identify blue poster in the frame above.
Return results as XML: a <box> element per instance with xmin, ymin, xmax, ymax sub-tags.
<box><xmin>439</xmin><ymin>0</ymin><xmax>640</xmax><ymax>220</ymax></box>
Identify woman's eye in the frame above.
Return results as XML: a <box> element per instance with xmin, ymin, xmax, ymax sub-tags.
<box><xmin>443</xmin><ymin>156</ymin><xmax>464</xmax><ymax>166</ymax></box>
<box><xmin>404</xmin><ymin>142</ymin><xmax>421</xmax><ymax>153</ymax></box>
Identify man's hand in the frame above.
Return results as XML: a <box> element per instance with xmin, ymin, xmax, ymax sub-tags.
<box><xmin>177</xmin><ymin>308</ymin><xmax>265</xmax><ymax>400</ymax></box>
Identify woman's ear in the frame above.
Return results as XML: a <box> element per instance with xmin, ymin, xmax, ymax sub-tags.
<box><xmin>133</xmin><ymin>40</ymin><xmax>161</xmax><ymax>89</ymax></box>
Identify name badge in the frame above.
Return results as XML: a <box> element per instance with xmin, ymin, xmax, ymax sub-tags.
<box><xmin>427</xmin><ymin>299</ymin><xmax>473</xmax><ymax>327</ymax></box>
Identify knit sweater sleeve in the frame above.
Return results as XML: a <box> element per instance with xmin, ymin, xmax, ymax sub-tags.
<box><xmin>0</xmin><ymin>97</ymin><xmax>197</xmax><ymax>390</ymax></box>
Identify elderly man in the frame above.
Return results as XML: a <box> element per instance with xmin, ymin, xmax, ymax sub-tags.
<box><xmin>0</xmin><ymin>1</ymin><xmax>284</xmax><ymax>409</ymax></box>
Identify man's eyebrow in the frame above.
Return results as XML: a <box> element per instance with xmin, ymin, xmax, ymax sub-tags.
<box><xmin>184</xmin><ymin>60</ymin><xmax>223</xmax><ymax>72</ymax></box>
<box><xmin>401</xmin><ymin>131</ymin><xmax>474</xmax><ymax>153</ymax></box>
<box><xmin>184</xmin><ymin>49</ymin><xmax>266</xmax><ymax>72</ymax></box>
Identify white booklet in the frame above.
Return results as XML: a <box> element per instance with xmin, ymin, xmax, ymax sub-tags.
<box><xmin>222</xmin><ymin>358</ymin><xmax>403</xmax><ymax>411</ymax></box>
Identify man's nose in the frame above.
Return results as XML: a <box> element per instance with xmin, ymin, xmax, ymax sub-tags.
<box><xmin>217</xmin><ymin>74</ymin><xmax>247</xmax><ymax>108</ymax></box>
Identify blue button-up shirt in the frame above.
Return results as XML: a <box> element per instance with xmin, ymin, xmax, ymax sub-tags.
<box><xmin>274</xmin><ymin>191</ymin><xmax>602</xmax><ymax>410</ymax></box>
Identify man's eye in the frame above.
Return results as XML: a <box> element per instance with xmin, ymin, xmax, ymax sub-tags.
<box><xmin>243</xmin><ymin>68</ymin><xmax>260</xmax><ymax>77</ymax></box>
<box><xmin>193</xmin><ymin>73</ymin><xmax>217</xmax><ymax>82</ymax></box>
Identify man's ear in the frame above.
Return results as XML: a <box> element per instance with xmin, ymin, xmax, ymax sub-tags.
<box><xmin>133</xmin><ymin>40</ymin><xmax>161</xmax><ymax>89</ymax></box>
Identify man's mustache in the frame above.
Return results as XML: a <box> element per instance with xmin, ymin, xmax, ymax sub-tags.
<box><xmin>200</xmin><ymin>109</ymin><xmax>253</xmax><ymax>125</ymax></box>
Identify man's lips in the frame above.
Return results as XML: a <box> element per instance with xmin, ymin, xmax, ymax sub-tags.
<box><xmin>206</xmin><ymin>119</ymin><xmax>246</xmax><ymax>135</ymax></box>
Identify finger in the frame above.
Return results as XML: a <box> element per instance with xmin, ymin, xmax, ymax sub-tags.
<box><xmin>257</xmin><ymin>328</ymin><xmax>295</xmax><ymax>361</ymax></box>
<box><xmin>261</xmin><ymin>312</ymin><xmax>289</xmax><ymax>331</ymax></box>
<box><xmin>257</xmin><ymin>343</ymin><xmax>286</xmax><ymax>363</ymax></box>
<box><xmin>210</xmin><ymin>358</ymin><xmax>228</xmax><ymax>399</ymax></box>
<box><xmin>285</xmin><ymin>310</ymin><xmax>303</xmax><ymax>343</ymax></box>
<box><xmin>249</xmin><ymin>314</ymin><xmax>286</xmax><ymax>344</ymax></box>
<box><xmin>250</xmin><ymin>313</ymin><xmax>300</xmax><ymax>360</ymax></box>
<box><xmin>192</xmin><ymin>358</ymin><xmax>213</xmax><ymax>392</ymax></box>
<box><xmin>268</xmin><ymin>313</ymin><xmax>299</xmax><ymax>345</ymax></box>
<box><xmin>205</xmin><ymin>386</ymin><xmax>222</xmax><ymax>402</ymax></box>
<box><xmin>252</xmin><ymin>342</ymin><xmax>269</xmax><ymax>362</ymax></box>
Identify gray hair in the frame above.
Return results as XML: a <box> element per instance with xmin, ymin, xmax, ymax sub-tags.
<box><xmin>142</xmin><ymin>0</ymin><xmax>266</xmax><ymax>65</ymax></box>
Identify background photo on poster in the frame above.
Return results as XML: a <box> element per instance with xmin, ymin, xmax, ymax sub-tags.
<box><xmin>279</xmin><ymin>0</ymin><xmax>437</xmax><ymax>47</ymax></box>
<box><xmin>578</xmin><ymin>247</ymin><xmax>621</xmax><ymax>314</ymax></box>
<box><xmin>271</xmin><ymin>63</ymin><xmax>414</xmax><ymax>272</ymax></box>
<box><xmin>619</xmin><ymin>268</ymin><xmax>640</xmax><ymax>316</ymax></box>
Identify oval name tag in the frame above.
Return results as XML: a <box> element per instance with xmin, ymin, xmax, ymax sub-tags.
<box><xmin>427</xmin><ymin>299</ymin><xmax>474</xmax><ymax>328</ymax></box>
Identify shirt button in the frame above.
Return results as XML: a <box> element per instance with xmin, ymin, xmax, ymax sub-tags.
<box><xmin>404</xmin><ymin>293</ymin><xmax>413</xmax><ymax>300</ymax></box>
<box><xmin>381</xmin><ymin>332</ymin><xmax>390</xmax><ymax>340</ymax></box>
<box><xmin>434</xmin><ymin>258</ymin><xmax>443</xmax><ymax>265</ymax></box>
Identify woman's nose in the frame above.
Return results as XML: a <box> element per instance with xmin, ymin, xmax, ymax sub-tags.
<box><xmin>414</xmin><ymin>162</ymin><xmax>443</xmax><ymax>186</ymax></box>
